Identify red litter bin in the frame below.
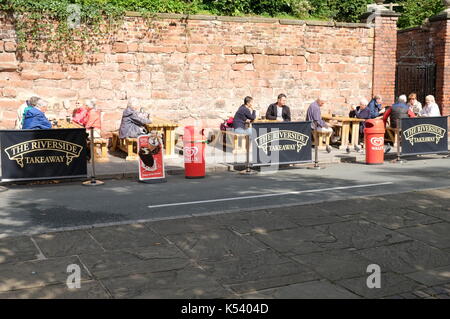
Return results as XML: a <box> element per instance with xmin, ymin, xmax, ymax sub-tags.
<box><xmin>183</xmin><ymin>126</ymin><xmax>206</xmax><ymax>178</ymax></box>
<box><xmin>364</xmin><ymin>119</ymin><xmax>385</xmax><ymax>165</ymax></box>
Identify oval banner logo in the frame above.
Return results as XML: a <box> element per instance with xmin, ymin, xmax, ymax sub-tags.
<box><xmin>370</xmin><ymin>137</ymin><xmax>384</xmax><ymax>147</ymax></box>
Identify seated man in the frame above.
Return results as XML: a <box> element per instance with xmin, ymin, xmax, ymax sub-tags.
<box><xmin>22</xmin><ymin>99</ymin><xmax>52</xmax><ymax>130</ymax></box>
<box><xmin>15</xmin><ymin>96</ymin><xmax>40</xmax><ymax>129</ymax></box>
<box><xmin>233</xmin><ymin>96</ymin><xmax>256</xmax><ymax>135</ymax></box>
<box><xmin>367</xmin><ymin>95</ymin><xmax>385</xmax><ymax>119</ymax></box>
<box><xmin>265</xmin><ymin>93</ymin><xmax>291</xmax><ymax>122</ymax></box>
<box><xmin>119</xmin><ymin>98</ymin><xmax>152</xmax><ymax>139</ymax></box>
<box><xmin>383</xmin><ymin>95</ymin><xmax>415</xmax><ymax>129</ymax></box>
<box><xmin>306</xmin><ymin>97</ymin><xmax>333</xmax><ymax>152</ymax></box>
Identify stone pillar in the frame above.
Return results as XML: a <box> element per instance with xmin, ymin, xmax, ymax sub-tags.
<box><xmin>361</xmin><ymin>3</ymin><xmax>400</xmax><ymax>106</ymax></box>
<box><xmin>429</xmin><ymin>4</ymin><xmax>450</xmax><ymax>123</ymax></box>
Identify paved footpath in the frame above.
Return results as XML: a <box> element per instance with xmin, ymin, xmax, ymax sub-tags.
<box><xmin>0</xmin><ymin>187</ymin><xmax>449</xmax><ymax>299</ymax></box>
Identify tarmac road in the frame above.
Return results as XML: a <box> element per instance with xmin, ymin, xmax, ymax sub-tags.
<box><xmin>0</xmin><ymin>156</ymin><xmax>449</xmax><ymax>237</ymax></box>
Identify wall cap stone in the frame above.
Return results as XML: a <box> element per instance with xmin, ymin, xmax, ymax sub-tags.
<box><xmin>186</xmin><ymin>14</ymin><xmax>217</xmax><ymax>21</ymax></box>
<box><xmin>305</xmin><ymin>20</ymin><xmax>335</xmax><ymax>27</ymax></box>
<box><xmin>217</xmin><ymin>16</ymin><xmax>249</xmax><ymax>23</ymax></box>
<box><xmin>335</xmin><ymin>22</ymin><xmax>370</xmax><ymax>28</ymax></box>
<box><xmin>279</xmin><ymin>19</ymin><xmax>306</xmax><ymax>25</ymax></box>
<box><xmin>121</xmin><ymin>11</ymin><xmax>370</xmax><ymax>29</ymax></box>
<box><xmin>246</xmin><ymin>17</ymin><xmax>277</xmax><ymax>24</ymax></box>
<box><xmin>429</xmin><ymin>11</ymin><xmax>450</xmax><ymax>22</ymax></box>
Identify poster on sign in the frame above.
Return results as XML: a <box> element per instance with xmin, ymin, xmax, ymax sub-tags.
<box><xmin>137</xmin><ymin>132</ymin><xmax>166</xmax><ymax>183</ymax></box>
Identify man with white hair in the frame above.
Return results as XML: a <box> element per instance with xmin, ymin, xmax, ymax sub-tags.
<box><xmin>306</xmin><ymin>97</ymin><xmax>333</xmax><ymax>153</ymax></box>
<box><xmin>382</xmin><ymin>95</ymin><xmax>415</xmax><ymax>129</ymax></box>
<box><xmin>119</xmin><ymin>98</ymin><xmax>152</xmax><ymax>139</ymax></box>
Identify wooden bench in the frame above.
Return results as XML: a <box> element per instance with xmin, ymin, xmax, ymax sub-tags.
<box><xmin>92</xmin><ymin>138</ymin><xmax>109</xmax><ymax>161</ymax></box>
<box><xmin>312</xmin><ymin>130</ymin><xmax>331</xmax><ymax>150</ymax></box>
<box><xmin>385</xmin><ymin>126</ymin><xmax>399</xmax><ymax>147</ymax></box>
<box><xmin>210</xmin><ymin>129</ymin><xmax>248</xmax><ymax>154</ymax></box>
<box><xmin>111</xmin><ymin>132</ymin><xmax>138</xmax><ymax>161</ymax></box>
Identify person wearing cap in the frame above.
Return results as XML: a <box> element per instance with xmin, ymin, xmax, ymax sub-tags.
<box><xmin>22</xmin><ymin>99</ymin><xmax>52</xmax><ymax>130</ymax></box>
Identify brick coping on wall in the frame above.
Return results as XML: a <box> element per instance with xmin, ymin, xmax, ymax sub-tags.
<box><xmin>124</xmin><ymin>11</ymin><xmax>371</xmax><ymax>29</ymax></box>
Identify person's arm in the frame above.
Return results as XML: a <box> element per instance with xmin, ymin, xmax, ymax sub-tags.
<box><xmin>130</xmin><ymin>111</ymin><xmax>151</xmax><ymax>126</ymax></box>
<box><xmin>382</xmin><ymin>108</ymin><xmax>391</xmax><ymax>125</ymax></box>
<box><xmin>245</xmin><ymin>107</ymin><xmax>256</xmax><ymax>121</ymax></box>
<box><xmin>407</xmin><ymin>109</ymin><xmax>416</xmax><ymax>118</ymax></box>
<box><xmin>369</xmin><ymin>104</ymin><xmax>379</xmax><ymax>119</ymax></box>
<box><xmin>312</xmin><ymin>107</ymin><xmax>328</xmax><ymax>128</ymax></box>
<box><xmin>265</xmin><ymin>105</ymin><xmax>276</xmax><ymax>120</ymax></box>
<box><xmin>284</xmin><ymin>107</ymin><xmax>291</xmax><ymax>122</ymax></box>
<box><xmin>38</xmin><ymin>113</ymin><xmax>52</xmax><ymax>129</ymax></box>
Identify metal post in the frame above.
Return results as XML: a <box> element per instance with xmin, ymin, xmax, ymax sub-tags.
<box><xmin>83</xmin><ymin>127</ymin><xmax>104</xmax><ymax>186</ymax></box>
<box><xmin>240</xmin><ymin>132</ymin><xmax>257</xmax><ymax>175</ymax></box>
<box><xmin>394</xmin><ymin>119</ymin><xmax>406</xmax><ymax>164</ymax></box>
<box><xmin>308</xmin><ymin>132</ymin><xmax>323</xmax><ymax>170</ymax></box>
<box><xmin>245</xmin><ymin>134</ymin><xmax>250</xmax><ymax>173</ymax></box>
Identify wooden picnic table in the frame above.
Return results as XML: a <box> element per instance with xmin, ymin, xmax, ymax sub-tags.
<box><xmin>145</xmin><ymin>116</ymin><xmax>179</xmax><ymax>157</ymax></box>
<box><xmin>52</xmin><ymin>119</ymin><xmax>109</xmax><ymax>161</ymax></box>
<box><xmin>52</xmin><ymin>119</ymin><xmax>84</xmax><ymax>129</ymax></box>
<box><xmin>321</xmin><ymin>114</ymin><xmax>365</xmax><ymax>148</ymax></box>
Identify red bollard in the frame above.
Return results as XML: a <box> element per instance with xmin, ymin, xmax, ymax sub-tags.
<box><xmin>364</xmin><ymin>119</ymin><xmax>385</xmax><ymax>165</ymax></box>
<box><xmin>183</xmin><ymin>126</ymin><xmax>206</xmax><ymax>178</ymax></box>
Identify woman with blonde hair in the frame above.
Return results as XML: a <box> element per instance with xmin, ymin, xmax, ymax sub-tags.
<box><xmin>407</xmin><ymin>93</ymin><xmax>422</xmax><ymax>116</ymax></box>
<box><xmin>419</xmin><ymin>95</ymin><xmax>441</xmax><ymax>117</ymax></box>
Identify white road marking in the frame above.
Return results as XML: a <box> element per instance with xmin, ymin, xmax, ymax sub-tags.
<box><xmin>147</xmin><ymin>182</ymin><xmax>394</xmax><ymax>209</ymax></box>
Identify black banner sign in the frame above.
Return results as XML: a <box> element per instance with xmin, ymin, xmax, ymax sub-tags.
<box><xmin>400</xmin><ymin>117</ymin><xmax>448</xmax><ymax>156</ymax></box>
<box><xmin>252</xmin><ymin>121</ymin><xmax>312</xmax><ymax>166</ymax></box>
<box><xmin>0</xmin><ymin>129</ymin><xmax>88</xmax><ymax>182</ymax></box>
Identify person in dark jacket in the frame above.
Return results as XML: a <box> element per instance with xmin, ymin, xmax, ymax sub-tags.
<box><xmin>119</xmin><ymin>98</ymin><xmax>152</xmax><ymax>139</ymax></box>
<box><xmin>22</xmin><ymin>99</ymin><xmax>52</xmax><ymax>130</ymax></box>
<box><xmin>383</xmin><ymin>95</ymin><xmax>415</xmax><ymax>128</ymax></box>
<box><xmin>367</xmin><ymin>95</ymin><xmax>384</xmax><ymax>119</ymax></box>
<box><xmin>265</xmin><ymin>94</ymin><xmax>291</xmax><ymax>122</ymax></box>
<box><xmin>354</xmin><ymin>98</ymin><xmax>371</xmax><ymax>136</ymax></box>
<box><xmin>233</xmin><ymin>96</ymin><xmax>256</xmax><ymax>135</ymax></box>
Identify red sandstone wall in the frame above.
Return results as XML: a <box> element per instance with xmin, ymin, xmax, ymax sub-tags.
<box><xmin>0</xmin><ymin>13</ymin><xmax>374</xmax><ymax>134</ymax></box>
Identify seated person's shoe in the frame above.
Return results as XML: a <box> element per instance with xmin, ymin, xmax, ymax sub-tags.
<box><xmin>384</xmin><ymin>145</ymin><xmax>391</xmax><ymax>154</ymax></box>
<box><xmin>346</xmin><ymin>146</ymin><xmax>351</xmax><ymax>154</ymax></box>
<box><xmin>326</xmin><ymin>145</ymin><xmax>332</xmax><ymax>153</ymax></box>
<box><xmin>354</xmin><ymin>145</ymin><xmax>362</xmax><ymax>153</ymax></box>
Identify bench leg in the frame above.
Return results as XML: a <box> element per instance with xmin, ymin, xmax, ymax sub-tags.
<box><xmin>111</xmin><ymin>135</ymin><xmax>118</xmax><ymax>151</ymax></box>
<box><xmin>126</xmin><ymin>140</ymin><xmax>136</xmax><ymax>161</ymax></box>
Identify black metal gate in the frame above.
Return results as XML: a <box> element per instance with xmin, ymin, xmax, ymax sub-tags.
<box><xmin>395</xmin><ymin>37</ymin><xmax>436</xmax><ymax>104</ymax></box>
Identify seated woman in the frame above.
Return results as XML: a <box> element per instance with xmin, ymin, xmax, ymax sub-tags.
<box><xmin>419</xmin><ymin>95</ymin><xmax>441</xmax><ymax>117</ymax></box>
<box><xmin>72</xmin><ymin>100</ymin><xmax>89</xmax><ymax>126</ymax></box>
<box><xmin>72</xmin><ymin>99</ymin><xmax>102</xmax><ymax>138</ymax></box>
<box><xmin>119</xmin><ymin>98</ymin><xmax>152</xmax><ymax>139</ymax></box>
<box><xmin>22</xmin><ymin>99</ymin><xmax>52</xmax><ymax>130</ymax></box>
<box><xmin>407</xmin><ymin>93</ymin><xmax>422</xmax><ymax>116</ymax></box>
